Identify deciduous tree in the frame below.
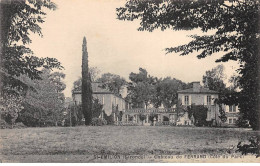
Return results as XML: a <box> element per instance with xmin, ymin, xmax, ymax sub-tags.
<box><xmin>97</xmin><ymin>73</ymin><xmax>126</xmax><ymax>96</ymax></box>
<box><xmin>127</xmin><ymin>68</ymin><xmax>157</xmax><ymax>109</ymax></box>
<box><xmin>0</xmin><ymin>0</ymin><xmax>63</xmax><ymax>126</ymax></box>
<box><xmin>0</xmin><ymin>0</ymin><xmax>62</xmax><ymax>94</ymax></box>
<box><xmin>71</xmin><ymin>67</ymin><xmax>100</xmax><ymax>92</ymax></box>
<box><xmin>21</xmin><ymin>69</ymin><xmax>66</xmax><ymax>126</ymax></box>
<box><xmin>203</xmin><ymin>65</ymin><xmax>227</xmax><ymax>93</ymax></box>
<box><xmin>152</xmin><ymin>77</ymin><xmax>187</xmax><ymax>108</ymax></box>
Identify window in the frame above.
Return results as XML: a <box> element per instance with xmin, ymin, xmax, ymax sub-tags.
<box><xmin>207</xmin><ymin>95</ymin><xmax>211</xmax><ymax>105</ymax></box>
<box><xmin>228</xmin><ymin>118</ymin><xmax>237</xmax><ymax>124</ymax></box>
<box><xmin>184</xmin><ymin>96</ymin><xmax>189</xmax><ymax>105</ymax></box>
<box><xmin>229</xmin><ymin>105</ymin><xmax>232</xmax><ymax>112</ymax></box>
<box><xmin>233</xmin><ymin>106</ymin><xmax>236</xmax><ymax>112</ymax></box>
<box><xmin>229</xmin><ymin>118</ymin><xmax>232</xmax><ymax>124</ymax></box>
<box><xmin>229</xmin><ymin>105</ymin><xmax>237</xmax><ymax>112</ymax></box>
<box><xmin>233</xmin><ymin>118</ymin><xmax>237</xmax><ymax>124</ymax></box>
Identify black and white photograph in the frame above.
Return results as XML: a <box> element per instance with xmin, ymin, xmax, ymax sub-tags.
<box><xmin>0</xmin><ymin>0</ymin><xmax>260</xmax><ymax>163</ymax></box>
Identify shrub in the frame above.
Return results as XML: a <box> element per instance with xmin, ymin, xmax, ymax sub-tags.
<box><xmin>71</xmin><ymin>116</ymin><xmax>77</xmax><ymax>126</ymax></box>
<box><xmin>149</xmin><ymin>114</ymin><xmax>158</xmax><ymax>122</ymax></box>
<box><xmin>188</xmin><ymin>105</ymin><xmax>208</xmax><ymax>127</ymax></box>
<box><xmin>139</xmin><ymin>113</ymin><xmax>146</xmax><ymax>125</ymax></box>
<box><xmin>16</xmin><ymin>111</ymin><xmax>40</xmax><ymax>127</ymax></box>
<box><xmin>102</xmin><ymin>119</ymin><xmax>107</xmax><ymax>125</ymax></box>
<box><xmin>118</xmin><ymin>111</ymin><xmax>123</xmax><ymax>121</ymax></box>
<box><xmin>237</xmin><ymin>136</ymin><xmax>260</xmax><ymax>157</ymax></box>
<box><xmin>119</xmin><ymin>121</ymin><xmax>138</xmax><ymax>126</ymax></box>
<box><xmin>92</xmin><ymin>99</ymin><xmax>103</xmax><ymax>118</ymax></box>
<box><xmin>128</xmin><ymin>116</ymin><xmax>133</xmax><ymax>121</ymax></box>
<box><xmin>103</xmin><ymin>111</ymin><xmax>114</xmax><ymax>125</ymax></box>
<box><xmin>77</xmin><ymin>119</ymin><xmax>85</xmax><ymax>126</ymax></box>
<box><xmin>44</xmin><ymin>119</ymin><xmax>56</xmax><ymax>127</ymax></box>
<box><xmin>0</xmin><ymin>119</ymin><xmax>26</xmax><ymax>129</ymax></box>
<box><xmin>236</xmin><ymin>117</ymin><xmax>250</xmax><ymax>128</ymax></box>
<box><xmin>154</xmin><ymin>121</ymin><xmax>176</xmax><ymax>126</ymax></box>
<box><xmin>68</xmin><ymin>104</ymin><xmax>85</xmax><ymax>125</ymax></box>
<box><xmin>38</xmin><ymin>119</ymin><xmax>45</xmax><ymax>127</ymax></box>
<box><xmin>13</xmin><ymin>122</ymin><xmax>26</xmax><ymax>129</ymax></box>
<box><xmin>0</xmin><ymin>119</ymin><xmax>11</xmax><ymax>129</ymax></box>
<box><xmin>64</xmin><ymin>119</ymin><xmax>70</xmax><ymax>127</ymax></box>
<box><xmin>169</xmin><ymin>122</ymin><xmax>176</xmax><ymax>126</ymax></box>
<box><xmin>91</xmin><ymin>117</ymin><xmax>107</xmax><ymax>126</ymax></box>
<box><xmin>155</xmin><ymin>122</ymin><xmax>163</xmax><ymax>126</ymax></box>
<box><xmin>163</xmin><ymin>116</ymin><xmax>169</xmax><ymax>121</ymax></box>
<box><xmin>0</xmin><ymin>95</ymin><xmax>23</xmax><ymax>126</ymax></box>
<box><xmin>62</xmin><ymin>116</ymin><xmax>84</xmax><ymax>127</ymax></box>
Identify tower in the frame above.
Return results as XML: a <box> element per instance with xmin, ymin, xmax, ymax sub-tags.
<box><xmin>81</xmin><ymin>36</ymin><xmax>93</xmax><ymax>125</ymax></box>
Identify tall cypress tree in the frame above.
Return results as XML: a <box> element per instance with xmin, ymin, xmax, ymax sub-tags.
<box><xmin>82</xmin><ymin>36</ymin><xmax>93</xmax><ymax>125</ymax></box>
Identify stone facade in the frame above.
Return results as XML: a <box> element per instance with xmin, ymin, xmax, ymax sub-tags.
<box><xmin>72</xmin><ymin>81</ymin><xmax>239</xmax><ymax>127</ymax></box>
<box><xmin>177</xmin><ymin>82</ymin><xmax>240</xmax><ymax>126</ymax></box>
<box><xmin>177</xmin><ymin>81</ymin><xmax>221</xmax><ymax>124</ymax></box>
<box><xmin>223</xmin><ymin>104</ymin><xmax>239</xmax><ymax>126</ymax></box>
<box><xmin>72</xmin><ymin>82</ymin><xmax>127</xmax><ymax>116</ymax></box>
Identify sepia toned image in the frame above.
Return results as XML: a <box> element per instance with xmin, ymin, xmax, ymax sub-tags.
<box><xmin>0</xmin><ymin>0</ymin><xmax>260</xmax><ymax>163</ymax></box>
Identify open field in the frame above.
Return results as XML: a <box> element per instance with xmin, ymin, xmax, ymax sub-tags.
<box><xmin>0</xmin><ymin>126</ymin><xmax>259</xmax><ymax>162</ymax></box>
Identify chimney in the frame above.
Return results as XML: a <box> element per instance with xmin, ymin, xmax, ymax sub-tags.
<box><xmin>192</xmin><ymin>81</ymin><xmax>200</xmax><ymax>92</ymax></box>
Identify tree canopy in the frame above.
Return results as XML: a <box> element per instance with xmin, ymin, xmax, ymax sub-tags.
<box><xmin>0</xmin><ymin>0</ymin><xmax>62</xmax><ymax>95</ymax></box>
<box><xmin>0</xmin><ymin>0</ymin><xmax>64</xmax><ymax>126</ymax></box>
<box><xmin>202</xmin><ymin>65</ymin><xmax>227</xmax><ymax>94</ymax></box>
<box><xmin>153</xmin><ymin>77</ymin><xmax>186</xmax><ymax>108</ymax></box>
<box><xmin>71</xmin><ymin>67</ymin><xmax>100</xmax><ymax>93</ymax></box>
<box><xmin>127</xmin><ymin>68</ymin><xmax>157</xmax><ymax>109</ymax></box>
<box><xmin>117</xmin><ymin>0</ymin><xmax>260</xmax><ymax>130</ymax></box>
<box><xmin>97</xmin><ymin>73</ymin><xmax>127</xmax><ymax>96</ymax></box>
<box><xmin>21</xmin><ymin>69</ymin><xmax>66</xmax><ymax>126</ymax></box>
<box><xmin>127</xmin><ymin>67</ymin><xmax>190</xmax><ymax>109</ymax></box>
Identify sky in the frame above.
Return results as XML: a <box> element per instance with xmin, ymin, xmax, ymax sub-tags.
<box><xmin>28</xmin><ymin>0</ymin><xmax>239</xmax><ymax>97</ymax></box>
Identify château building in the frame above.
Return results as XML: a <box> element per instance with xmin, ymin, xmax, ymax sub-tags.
<box><xmin>177</xmin><ymin>81</ymin><xmax>221</xmax><ymax>124</ymax></box>
<box><xmin>72</xmin><ymin>82</ymin><xmax>127</xmax><ymax>117</ymax></box>
<box><xmin>177</xmin><ymin>81</ymin><xmax>239</xmax><ymax>126</ymax></box>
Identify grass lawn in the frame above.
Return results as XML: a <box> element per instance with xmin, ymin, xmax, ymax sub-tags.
<box><xmin>0</xmin><ymin>126</ymin><xmax>259</xmax><ymax>162</ymax></box>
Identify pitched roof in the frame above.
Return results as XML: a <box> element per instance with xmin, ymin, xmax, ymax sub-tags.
<box><xmin>92</xmin><ymin>82</ymin><xmax>113</xmax><ymax>94</ymax></box>
<box><xmin>177</xmin><ymin>87</ymin><xmax>219</xmax><ymax>94</ymax></box>
<box><xmin>72</xmin><ymin>82</ymin><xmax>127</xmax><ymax>100</ymax></box>
<box><xmin>73</xmin><ymin>82</ymin><xmax>113</xmax><ymax>94</ymax></box>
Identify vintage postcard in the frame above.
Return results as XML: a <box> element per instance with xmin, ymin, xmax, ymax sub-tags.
<box><xmin>0</xmin><ymin>0</ymin><xmax>259</xmax><ymax>163</ymax></box>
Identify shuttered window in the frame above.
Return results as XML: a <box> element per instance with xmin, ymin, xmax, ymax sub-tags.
<box><xmin>233</xmin><ymin>105</ymin><xmax>236</xmax><ymax>112</ymax></box>
<box><xmin>229</xmin><ymin>118</ymin><xmax>232</xmax><ymax>124</ymax></box>
<box><xmin>207</xmin><ymin>96</ymin><xmax>211</xmax><ymax>105</ymax></box>
<box><xmin>229</xmin><ymin>105</ymin><xmax>237</xmax><ymax>112</ymax></box>
<box><xmin>102</xmin><ymin>95</ymin><xmax>105</xmax><ymax>105</ymax></box>
<box><xmin>233</xmin><ymin>118</ymin><xmax>237</xmax><ymax>124</ymax></box>
<box><xmin>228</xmin><ymin>118</ymin><xmax>237</xmax><ymax>124</ymax></box>
<box><xmin>184</xmin><ymin>96</ymin><xmax>189</xmax><ymax>105</ymax></box>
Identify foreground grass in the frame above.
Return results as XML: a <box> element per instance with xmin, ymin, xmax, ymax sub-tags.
<box><xmin>0</xmin><ymin>126</ymin><xmax>259</xmax><ymax>162</ymax></box>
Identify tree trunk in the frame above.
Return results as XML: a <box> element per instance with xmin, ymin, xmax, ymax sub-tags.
<box><xmin>0</xmin><ymin>0</ymin><xmax>13</xmax><ymax>95</ymax></box>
